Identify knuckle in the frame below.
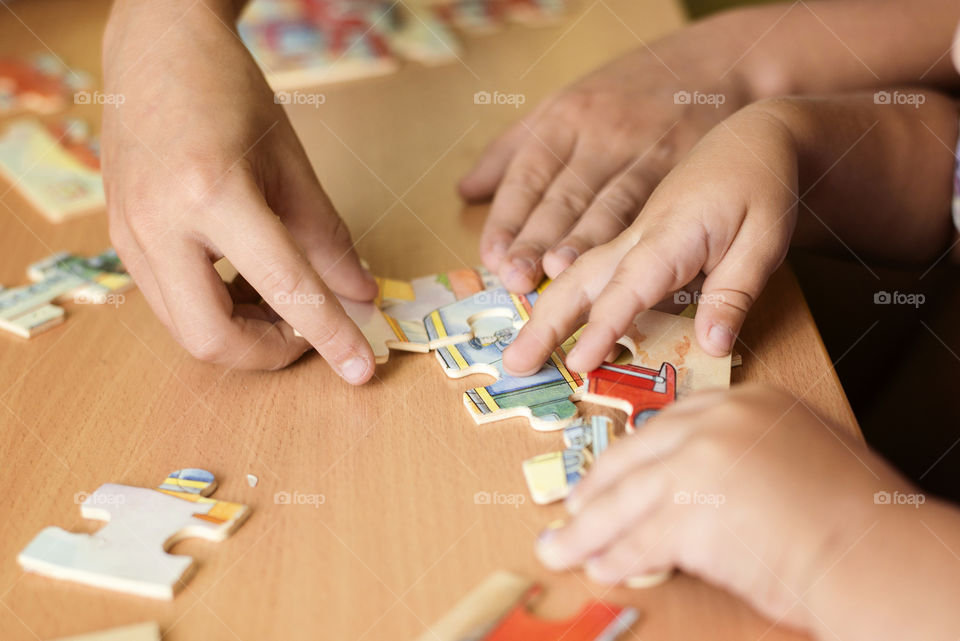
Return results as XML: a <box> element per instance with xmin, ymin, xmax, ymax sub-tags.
<box><xmin>501</xmin><ymin>163</ymin><xmax>555</xmax><ymax>196</ymax></box>
<box><xmin>541</xmin><ymin>188</ymin><xmax>593</xmax><ymax>218</ymax></box>
<box><xmin>262</xmin><ymin>262</ymin><xmax>310</xmax><ymax>304</ymax></box>
<box><xmin>182</xmin><ymin>330</ymin><xmax>231</xmax><ymax>363</ymax></box>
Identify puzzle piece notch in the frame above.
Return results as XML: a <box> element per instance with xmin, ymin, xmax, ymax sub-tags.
<box><xmin>416</xmin><ymin>570</ymin><xmax>637</xmax><ymax>641</ymax></box>
<box><xmin>18</xmin><ymin>470</ymin><xmax>250</xmax><ymax>599</ymax></box>
<box><xmin>428</xmin><ymin>285</ymin><xmax>584</xmax><ymax>431</ymax></box>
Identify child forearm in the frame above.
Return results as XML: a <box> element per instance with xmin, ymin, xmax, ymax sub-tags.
<box><xmin>752</xmin><ymin>93</ymin><xmax>959</xmax><ymax>263</ymax></box>
<box><xmin>804</xmin><ymin>498</ymin><xmax>960</xmax><ymax>641</ymax></box>
<box><xmin>695</xmin><ymin>0</ymin><xmax>960</xmax><ymax>100</ymax></box>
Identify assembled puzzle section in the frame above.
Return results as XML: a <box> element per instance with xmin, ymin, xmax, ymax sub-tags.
<box><xmin>416</xmin><ymin>570</ymin><xmax>638</xmax><ymax>641</ymax></box>
<box><xmin>426</xmin><ymin>285</ymin><xmax>583</xmax><ymax>430</ymax></box>
<box><xmin>0</xmin><ymin>118</ymin><xmax>104</xmax><ymax>223</ymax></box>
<box><xmin>18</xmin><ymin>469</ymin><xmax>249</xmax><ymax>600</ymax></box>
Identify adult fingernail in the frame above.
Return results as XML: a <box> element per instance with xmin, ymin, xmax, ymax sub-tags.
<box><xmin>339</xmin><ymin>357</ymin><xmax>370</xmax><ymax>383</ymax></box>
<box><xmin>553</xmin><ymin>246</ymin><xmax>579</xmax><ymax>268</ymax></box>
<box><xmin>505</xmin><ymin>256</ymin><xmax>535</xmax><ymax>282</ymax></box>
<box><xmin>707</xmin><ymin>324</ymin><xmax>734</xmax><ymax>354</ymax></box>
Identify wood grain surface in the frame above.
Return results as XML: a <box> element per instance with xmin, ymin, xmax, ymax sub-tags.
<box><xmin>0</xmin><ymin>0</ymin><xmax>857</xmax><ymax>639</ymax></box>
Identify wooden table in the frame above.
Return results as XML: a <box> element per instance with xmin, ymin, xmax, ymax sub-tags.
<box><xmin>0</xmin><ymin>0</ymin><xmax>858</xmax><ymax>639</ymax></box>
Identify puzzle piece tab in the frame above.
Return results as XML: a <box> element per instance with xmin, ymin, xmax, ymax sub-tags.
<box><xmin>18</xmin><ymin>470</ymin><xmax>250</xmax><ymax>599</ymax></box>
<box><xmin>426</xmin><ymin>285</ymin><xmax>583</xmax><ymax>430</ymax></box>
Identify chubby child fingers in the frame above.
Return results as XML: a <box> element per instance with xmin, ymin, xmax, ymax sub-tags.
<box><xmin>502</xmin><ymin>238</ymin><xmax>630</xmax><ymax>376</ymax></box>
<box><xmin>564</xmin><ymin>226</ymin><xmax>707</xmax><ymax>373</ymax></box>
<box><xmin>693</xmin><ymin>212</ymin><xmax>792</xmax><ymax>356</ymax></box>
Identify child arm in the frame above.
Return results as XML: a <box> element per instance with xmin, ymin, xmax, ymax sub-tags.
<box><xmin>502</xmin><ymin>91</ymin><xmax>959</xmax><ymax>373</ymax></box>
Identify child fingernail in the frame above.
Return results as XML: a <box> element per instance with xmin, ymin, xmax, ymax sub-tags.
<box><xmin>339</xmin><ymin>357</ymin><xmax>370</xmax><ymax>383</ymax></box>
<box><xmin>707</xmin><ymin>324</ymin><xmax>734</xmax><ymax>353</ymax></box>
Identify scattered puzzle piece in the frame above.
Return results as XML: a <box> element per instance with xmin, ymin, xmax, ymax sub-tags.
<box><xmin>0</xmin><ymin>118</ymin><xmax>104</xmax><ymax>223</ymax></box>
<box><xmin>0</xmin><ymin>279</ymin><xmax>68</xmax><ymax>338</ymax></box>
<box><xmin>417</xmin><ymin>570</ymin><xmax>638</xmax><ymax>641</ymax></box>
<box><xmin>0</xmin><ymin>54</ymin><xmax>91</xmax><ymax>115</ymax></box>
<box><xmin>18</xmin><ymin>470</ymin><xmax>250</xmax><ymax>599</ymax></box>
<box><xmin>239</xmin><ymin>0</ymin><xmax>399</xmax><ymax>90</ymax></box>
<box><xmin>158</xmin><ymin>468</ymin><xmax>217</xmax><ymax>496</ymax></box>
<box><xmin>386</xmin><ymin>3</ymin><xmax>463</xmax><ymax>65</ymax></box>
<box><xmin>27</xmin><ymin>249</ymin><xmax>134</xmax><ymax>304</ymax></box>
<box><xmin>247</xmin><ymin>474</ymin><xmax>259</xmax><ymax>487</ymax></box>
<box><xmin>426</xmin><ymin>285</ymin><xmax>583</xmax><ymax>430</ymax></box>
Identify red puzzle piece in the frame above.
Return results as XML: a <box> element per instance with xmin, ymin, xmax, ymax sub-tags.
<box><xmin>485</xmin><ymin>585</ymin><xmax>638</xmax><ymax>641</ymax></box>
<box><xmin>583</xmin><ymin>362</ymin><xmax>677</xmax><ymax>430</ymax></box>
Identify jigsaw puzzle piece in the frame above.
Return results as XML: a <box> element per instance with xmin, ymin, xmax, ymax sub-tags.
<box><xmin>579</xmin><ymin>362</ymin><xmax>677</xmax><ymax>432</ymax></box>
<box><xmin>239</xmin><ymin>0</ymin><xmax>399</xmax><ymax>90</ymax></box>
<box><xmin>158</xmin><ymin>468</ymin><xmax>217</xmax><ymax>496</ymax></box>
<box><xmin>0</xmin><ymin>270</ymin><xmax>83</xmax><ymax>338</ymax></box>
<box><xmin>433</xmin><ymin>0</ymin><xmax>506</xmax><ymax>35</ymax></box>
<box><xmin>377</xmin><ymin>266</ymin><xmax>499</xmax><ymax>352</ymax></box>
<box><xmin>426</xmin><ymin>285</ymin><xmax>583</xmax><ymax>430</ymax></box>
<box><xmin>386</xmin><ymin>3</ymin><xmax>463</xmax><ymax>65</ymax></box>
<box><xmin>503</xmin><ymin>0</ymin><xmax>565</xmax><ymax>25</ymax></box>
<box><xmin>417</xmin><ymin>571</ymin><xmax>638</xmax><ymax>641</ymax></box>
<box><xmin>27</xmin><ymin>248</ymin><xmax>133</xmax><ymax>304</ymax></box>
<box><xmin>18</xmin><ymin>472</ymin><xmax>250</xmax><ymax>599</ymax></box>
<box><xmin>0</xmin><ymin>118</ymin><xmax>104</xmax><ymax>223</ymax></box>
<box><xmin>0</xmin><ymin>54</ymin><xmax>91</xmax><ymax>115</ymax></box>
<box><xmin>522</xmin><ymin>448</ymin><xmax>585</xmax><ymax>504</ymax></box>
<box><xmin>615</xmin><ymin>309</ymin><xmax>731</xmax><ymax>396</ymax></box>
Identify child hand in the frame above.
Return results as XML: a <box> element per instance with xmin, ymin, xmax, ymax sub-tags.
<box><xmin>535</xmin><ymin>385</ymin><xmax>915</xmax><ymax>632</ymax></box>
<box><xmin>503</xmin><ymin>100</ymin><xmax>799</xmax><ymax>374</ymax></box>
<box><xmin>459</xmin><ymin>44</ymin><xmax>747</xmax><ymax>294</ymax></box>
